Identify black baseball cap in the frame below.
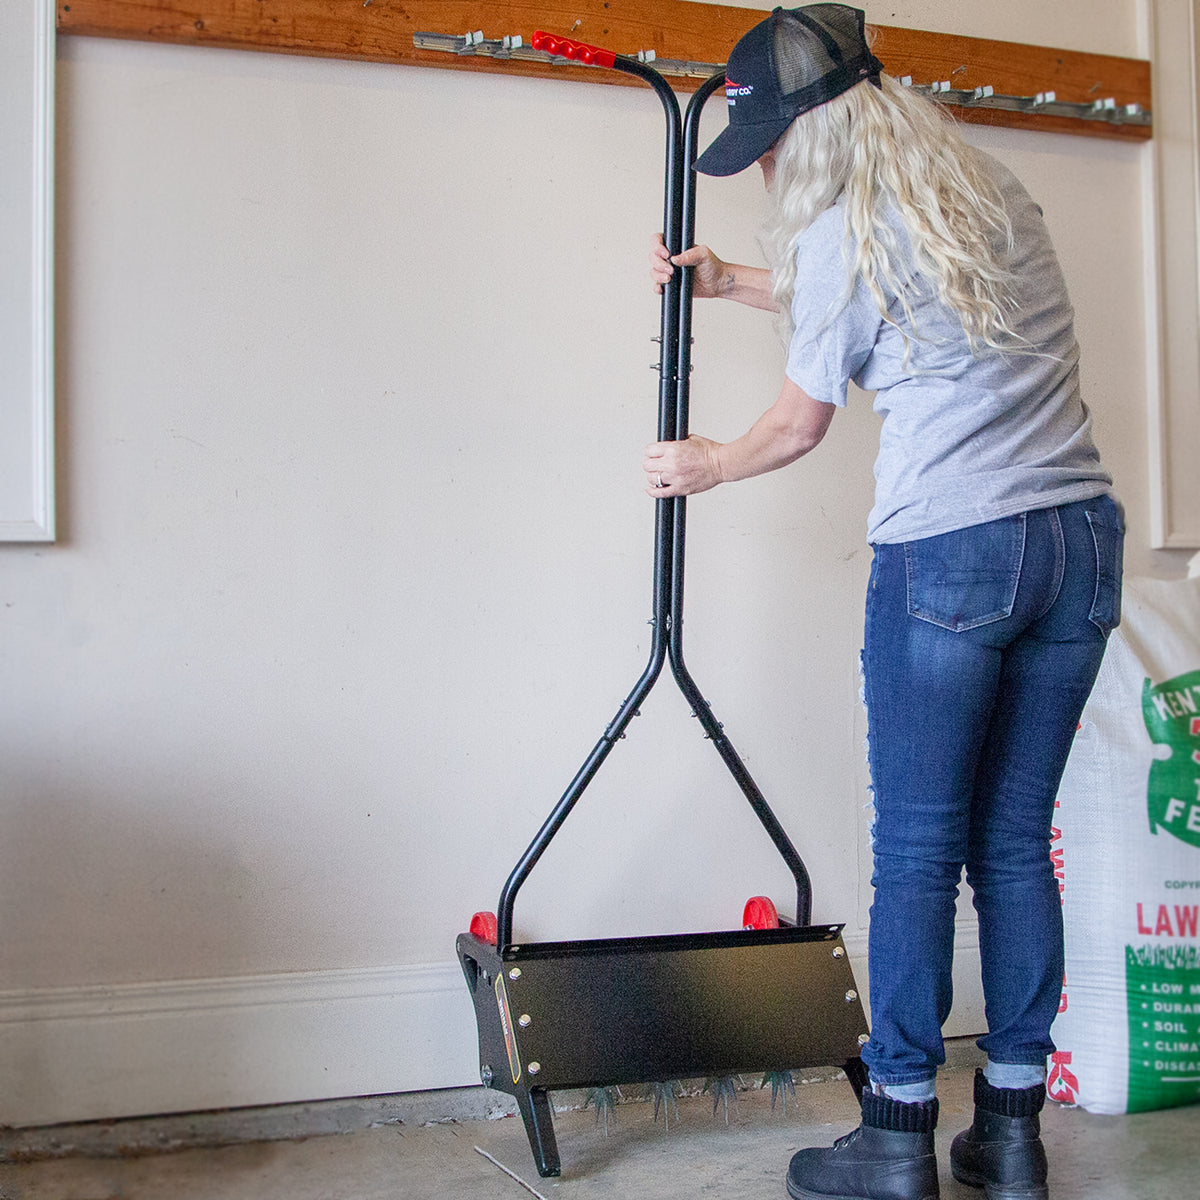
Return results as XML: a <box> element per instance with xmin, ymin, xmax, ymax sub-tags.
<box><xmin>694</xmin><ymin>5</ymin><xmax>884</xmax><ymax>177</ymax></box>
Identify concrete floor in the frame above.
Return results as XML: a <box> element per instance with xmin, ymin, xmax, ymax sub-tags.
<box><xmin>0</xmin><ymin>1064</ymin><xmax>1194</xmax><ymax>1200</ymax></box>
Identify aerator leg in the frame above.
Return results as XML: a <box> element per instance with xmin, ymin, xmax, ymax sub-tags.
<box><xmin>844</xmin><ymin>1055</ymin><xmax>870</xmax><ymax>1101</ymax></box>
<box><xmin>516</xmin><ymin>1087</ymin><xmax>560</xmax><ymax>1177</ymax></box>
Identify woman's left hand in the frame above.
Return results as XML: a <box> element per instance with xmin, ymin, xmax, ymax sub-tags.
<box><xmin>643</xmin><ymin>436</ymin><xmax>724</xmax><ymax>497</ymax></box>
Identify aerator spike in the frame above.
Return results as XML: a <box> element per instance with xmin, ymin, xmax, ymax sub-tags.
<box><xmin>763</xmin><ymin>1069</ymin><xmax>797</xmax><ymax>1114</ymax></box>
<box><xmin>584</xmin><ymin>1086</ymin><xmax>620</xmax><ymax>1135</ymax></box>
<box><xmin>650</xmin><ymin>1080</ymin><xmax>682</xmax><ymax>1129</ymax></box>
<box><xmin>703</xmin><ymin>1075</ymin><xmax>743</xmax><ymax>1124</ymax></box>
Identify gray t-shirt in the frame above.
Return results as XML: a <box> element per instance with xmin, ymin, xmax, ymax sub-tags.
<box><xmin>784</xmin><ymin>152</ymin><xmax>1111</xmax><ymax>544</ymax></box>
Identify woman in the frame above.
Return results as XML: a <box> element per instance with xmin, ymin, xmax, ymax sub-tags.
<box><xmin>647</xmin><ymin>7</ymin><xmax>1123</xmax><ymax>1200</ymax></box>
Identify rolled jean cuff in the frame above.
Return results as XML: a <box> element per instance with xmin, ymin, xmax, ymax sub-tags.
<box><xmin>870</xmin><ymin>1076</ymin><xmax>938</xmax><ymax>1102</ymax></box>
<box><xmin>984</xmin><ymin>1060</ymin><xmax>1047</xmax><ymax>1090</ymax></box>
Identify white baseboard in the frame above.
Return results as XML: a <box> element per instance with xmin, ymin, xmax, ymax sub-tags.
<box><xmin>0</xmin><ymin>963</ymin><xmax>482</xmax><ymax>1128</ymax></box>
<box><xmin>0</xmin><ymin>927</ymin><xmax>982</xmax><ymax>1129</ymax></box>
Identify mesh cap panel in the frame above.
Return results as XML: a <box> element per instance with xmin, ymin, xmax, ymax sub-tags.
<box><xmin>775</xmin><ymin>8</ymin><xmax>852</xmax><ymax>97</ymax></box>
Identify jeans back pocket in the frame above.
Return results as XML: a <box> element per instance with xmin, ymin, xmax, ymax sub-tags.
<box><xmin>904</xmin><ymin>514</ymin><xmax>1026</xmax><ymax>632</ymax></box>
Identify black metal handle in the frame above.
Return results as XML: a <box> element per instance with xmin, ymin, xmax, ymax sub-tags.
<box><xmin>496</xmin><ymin>59</ymin><xmax>812</xmax><ymax>947</ymax></box>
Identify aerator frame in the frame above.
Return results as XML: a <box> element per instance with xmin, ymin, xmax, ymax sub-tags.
<box><xmin>456</xmin><ymin>35</ymin><xmax>869</xmax><ymax>1178</ymax></box>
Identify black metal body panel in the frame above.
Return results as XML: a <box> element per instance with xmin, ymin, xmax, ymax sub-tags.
<box><xmin>457</xmin><ymin>927</ymin><xmax>869</xmax><ymax>1174</ymax></box>
<box><xmin>459</xmin><ymin>926</ymin><xmax>867</xmax><ymax>1091</ymax></box>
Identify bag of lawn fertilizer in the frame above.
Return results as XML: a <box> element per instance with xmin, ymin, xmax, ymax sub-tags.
<box><xmin>1049</xmin><ymin>573</ymin><xmax>1200</xmax><ymax>1114</ymax></box>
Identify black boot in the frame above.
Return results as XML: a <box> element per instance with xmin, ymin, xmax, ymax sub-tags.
<box><xmin>786</xmin><ymin>1090</ymin><xmax>940</xmax><ymax>1200</ymax></box>
<box><xmin>950</xmin><ymin>1069</ymin><xmax>1048</xmax><ymax>1200</ymax></box>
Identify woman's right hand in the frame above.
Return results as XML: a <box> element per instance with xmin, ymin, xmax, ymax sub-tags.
<box><xmin>650</xmin><ymin>234</ymin><xmax>729</xmax><ymax>298</ymax></box>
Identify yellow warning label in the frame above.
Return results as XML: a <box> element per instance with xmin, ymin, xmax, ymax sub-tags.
<box><xmin>495</xmin><ymin>973</ymin><xmax>521</xmax><ymax>1084</ymax></box>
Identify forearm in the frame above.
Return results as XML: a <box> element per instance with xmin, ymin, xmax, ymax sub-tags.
<box><xmin>716</xmin><ymin>264</ymin><xmax>778</xmax><ymax>311</ymax></box>
<box><xmin>642</xmin><ymin>379</ymin><xmax>832</xmax><ymax>497</ymax></box>
<box><xmin>652</xmin><ymin>237</ymin><xmax>778</xmax><ymax>310</ymax></box>
<box><xmin>714</xmin><ymin>381</ymin><xmax>833</xmax><ymax>482</ymax></box>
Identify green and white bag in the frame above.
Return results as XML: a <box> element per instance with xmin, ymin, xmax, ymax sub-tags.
<box><xmin>1050</xmin><ymin>574</ymin><xmax>1200</xmax><ymax>1114</ymax></box>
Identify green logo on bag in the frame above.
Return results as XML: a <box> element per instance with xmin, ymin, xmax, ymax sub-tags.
<box><xmin>1143</xmin><ymin>674</ymin><xmax>1200</xmax><ymax>848</ymax></box>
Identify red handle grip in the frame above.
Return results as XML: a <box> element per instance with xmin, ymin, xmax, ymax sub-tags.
<box><xmin>532</xmin><ymin>30</ymin><xmax>617</xmax><ymax>69</ymax></box>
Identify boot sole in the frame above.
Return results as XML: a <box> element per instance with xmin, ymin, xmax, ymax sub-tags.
<box><xmin>787</xmin><ymin>1182</ymin><xmax>939</xmax><ymax>1200</ymax></box>
<box><xmin>951</xmin><ymin>1165</ymin><xmax>1048</xmax><ymax>1200</ymax></box>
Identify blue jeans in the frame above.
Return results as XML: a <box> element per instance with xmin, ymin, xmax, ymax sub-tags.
<box><xmin>860</xmin><ymin>495</ymin><xmax>1124</xmax><ymax>1086</ymax></box>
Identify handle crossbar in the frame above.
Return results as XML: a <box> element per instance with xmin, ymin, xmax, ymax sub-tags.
<box><xmin>531</xmin><ymin>30</ymin><xmax>618</xmax><ymax>69</ymax></box>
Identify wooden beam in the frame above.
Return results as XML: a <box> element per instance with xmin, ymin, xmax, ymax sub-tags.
<box><xmin>56</xmin><ymin>0</ymin><xmax>1151</xmax><ymax>141</ymax></box>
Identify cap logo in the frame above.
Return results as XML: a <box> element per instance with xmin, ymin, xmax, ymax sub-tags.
<box><xmin>725</xmin><ymin>78</ymin><xmax>754</xmax><ymax>103</ymax></box>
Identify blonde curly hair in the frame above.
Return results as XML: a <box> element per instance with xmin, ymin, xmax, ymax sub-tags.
<box><xmin>763</xmin><ymin>74</ymin><xmax>1021</xmax><ymax>354</ymax></box>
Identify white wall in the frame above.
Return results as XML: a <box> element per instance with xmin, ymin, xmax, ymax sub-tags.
<box><xmin>0</xmin><ymin>0</ymin><xmax>1188</xmax><ymax>1124</ymax></box>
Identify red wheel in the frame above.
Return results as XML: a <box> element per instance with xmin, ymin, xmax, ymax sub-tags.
<box><xmin>743</xmin><ymin>896</ymin><xmax>780</xmax><ymax>929</ymax></box>
<box><xmin>469</xmin><ymin>911</ymin><xmax>498</xmax><ymax>945</ymax></box>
